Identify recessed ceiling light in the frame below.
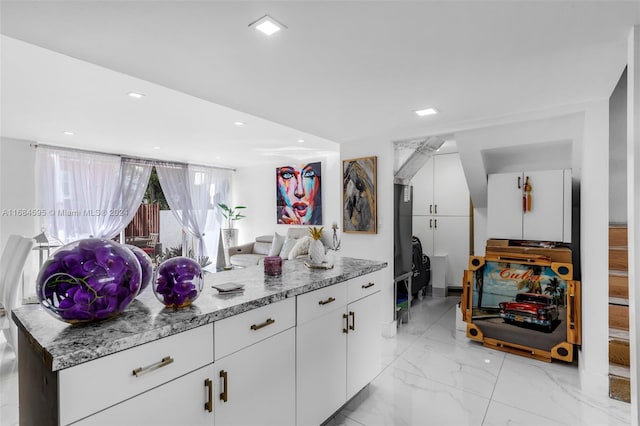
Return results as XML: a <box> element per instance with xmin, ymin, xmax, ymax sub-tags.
<box><xmin>249</xmin><ymin>15</ymin><xmax>287</xmax><ymax>36</ymax></box>
<box><xmin>415</xmin><ymin>107</ymin><xmax>439</xmax><ymax>117</ymax></box>
<box><xmin>215</xmin><ymin>156</ymin><xmax>221</xmax><ymax>160</ymax></box>
<box><xmin>128</xmin><ymin>92</ymin><xmax>145</xmax><ymax>99</ymax></box>
<box><xmin>153</xmin><ymin>146</ymin><xmax>161</xmax><ymax>150</ymax></box>
<box><xmin>297</xmin><ymin>139</ymin><xmax>305</xmax><ymax>143</ymax></box>
<box><xmin>62</xmin><ymin>131</ymin><xmax>74</xmax><ymax>136</ymax></box>
<box><xmin>234</xmin><ymin>121</ymin><xmax>245</xmax><ymax>126</ymax></box>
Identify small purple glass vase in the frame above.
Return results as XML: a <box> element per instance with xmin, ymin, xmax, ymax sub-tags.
<box><xmin>126</xmin><ymin>245</ymin><xmax>153</xmax><ymax>295</ymax></box>
<box><xmin>153</xmin><ymin>257</ymin><xmax>203</xmax><ymax>308</ymax></box>
<box><xmin>264</xmin><ymin>256</ymin><xmax>282</xmax><ymax>276</ymax></box>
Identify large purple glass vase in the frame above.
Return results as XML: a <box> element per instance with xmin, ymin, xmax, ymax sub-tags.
<box><xmin>153</xmin><ymin>257</ymin><xmax>203</xmax><ymax>309</ymax></box>
<box><xmin>37</xmin><ymin>238</ymin><xmax>142</xmax><ymax>324</ymax></box>
<box><xmin>126</xmin><ymin>245</ymin><xmax>153</xmax><ymax>295</ymax></box>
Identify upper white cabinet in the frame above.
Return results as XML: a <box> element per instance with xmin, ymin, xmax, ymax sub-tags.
<box><xmin>412</xmin><ymin>153</ymin><xmax>471</xmax><ymax>289</ymax></box>
<box><xmin>487</xmin><ymin>169</ymin><xmax>571</xmax><ymax>242</ymax></box>
<box><xmin>413</xmin><ymin>153</ymin><xmax>470</xmax><ymax>216</ymax></box>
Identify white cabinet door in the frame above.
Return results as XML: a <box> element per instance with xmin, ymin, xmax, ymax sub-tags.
<box><xmin>488</xmin><ymin>170</ymin><xmax>569</xmax><ymax>242</ymax></box>
<box><xmin>346</xmin><ymin>291</ymin><xmax>381</xmax><ymax>399</ymax></box>
<box><xmin>412</xmin><ymin>215</ymin><xmax>434</xmax><ymax>257</ymax></box>
<box><xmin>214</xmin><ymin>328</ymin><xmax>295</xmax><ymax>426</ymax></box>
<box><xmin>487</xmin><ymin>172</ymin><xmax>524</xmax><ymax>240</ymax></box>
<box><xmin>433</xmin><ymin>153</ymin><xmax>470</xmax><ymax>216</ymax></box>
<box><xmin>411</xmin><ymin>156</ymin><xmax>433</xmax><ymax>215</ymax></box>
<box><xmin>74</xmin><ymin>364</ymin><xmax>215</xmax><ymax>426</ymax></box>
<box><xmin>522</xmin><ymin>170</ymin><xmax>566</xmax><ymax>241</ymax></box>
<box><xmin>297</xmin><ymin>308</ymin><xmax>347</xmax><ymax>426</ymax></box>
<box><xmin>433</xmin><ymin>216</ymin><xmax>470</xmax><ymax>288</ymax></box>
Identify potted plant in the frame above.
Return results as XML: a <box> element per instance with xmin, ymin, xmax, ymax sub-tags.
<box><xmin>308</xmin><ymin>226</ymin><xmax>326</xmax><ymax>264</ymax></box>
<box><xmin>218</xmin><ymin>203</ymin><xmax>246</xmax><ymax>269</ymax></box>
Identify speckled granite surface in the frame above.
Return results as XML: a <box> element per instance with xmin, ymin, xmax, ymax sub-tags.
<box><xmin>12</xmin><ymin>257</ymin><xmax>386</xmax><ymax>371</ymax></box>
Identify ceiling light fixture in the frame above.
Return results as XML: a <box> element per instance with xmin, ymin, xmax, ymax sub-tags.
<box><xmin>153</xmin><ymin>146</ymin><xmax>161</xmax><ymax>150</ymax></box>
<box><xmin>128</xmin><ymin>92</ymin><xmax>145</xmax><ymax>99</ymax></box>
<box><xmin>233</xmin><ymin>121</ymin><xmax>245</xmax><ymax>126</ymax></box>
<box><xmin>62</xmin><ymin>131</ymin><xmax>74</xmax><ymax>136</ymax></box>
<box><xmin>249</xmin><ymin>14</ymin><xmax>287</xmax><ymax>36</ymax></box>
<box><xmin>415</xmin><ymin>107</ymin><xmax>439</xmax><ymax>117</ymax></box>
<box><xmin>297</xmin><ymin>139</ymin><xmax>305</xmax><ymax>143</ymax></box>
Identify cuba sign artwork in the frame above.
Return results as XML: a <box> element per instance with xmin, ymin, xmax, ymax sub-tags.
<box><xmin>461</xmin><ymin>254</ymin><xmax>581</xmax><ymax>363</ymax></box>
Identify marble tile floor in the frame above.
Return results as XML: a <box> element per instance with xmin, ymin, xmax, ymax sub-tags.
<box><xmin>0</xmin><ymin>295</ymin><xmax>631</xmax><ymax>426</ymax></box>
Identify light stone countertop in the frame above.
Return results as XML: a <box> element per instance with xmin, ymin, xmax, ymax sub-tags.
<box><xmin>12</xmin><ymin>256</ymin><xmax>387</xmax><ymax>371</ymax></box>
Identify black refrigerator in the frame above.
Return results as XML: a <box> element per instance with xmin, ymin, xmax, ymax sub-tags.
<box><xmin>394</xmin><ymin>183</ymin><xmax>413</xmax><ymax>279</ymax></box>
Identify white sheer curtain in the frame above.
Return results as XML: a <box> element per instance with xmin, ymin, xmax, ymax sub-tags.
<box><xmin>155</xmin><ymin>162</ymin><xmax>231</xmax><ymax>258</ymax></box>
<box><xmin>36</xmin><ymin>147</ymin><xmax>152</xmax><ymax>243</ymax></box>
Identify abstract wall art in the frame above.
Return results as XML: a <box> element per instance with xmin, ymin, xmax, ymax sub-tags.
<box><xmin>276</xmin><ymin>162</ymin><xmax>322</xmax><ymax>225</ymax></box>
<box><xmin>342</xmin><ymin>156</ymin><xmax>377</xmax><ymax>233</ymax></box>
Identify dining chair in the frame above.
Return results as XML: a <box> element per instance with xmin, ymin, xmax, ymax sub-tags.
<box><xmin>2</xmin><ymin>236</ymin><xmax>35</xmax><ymax>353</ymax></box>
<box><xmin>0</xmin><ymin>235</ymin><xmax>23</xmax><ymax>325</ymax></box>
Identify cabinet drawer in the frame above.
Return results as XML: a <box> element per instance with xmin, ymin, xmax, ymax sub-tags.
<box><xmin>348</xmin><ymin>270</ymin><xmax>383</xmax><ymax>304</ymax></box>
<box><xmin>59</xmin><ymin>324</ymin><xmax>213</xmax><ymax>425</ymax></box>
<box><xmin>296</xmin><ymin>281</ymin><xmax>347</xmax><ymax>325</ymax></box>
<box><xmin>215</xmin><ymin>297</ymin><xmax>295</xmax><ymax>360</ymax></box>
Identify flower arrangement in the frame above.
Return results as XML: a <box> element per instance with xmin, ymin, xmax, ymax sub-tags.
<box><xmin>37</xmin><ymin>239</ymin><xmax>142</xmax><ymax>324</ymax></box>
<box><xmin>218</xmin><ymin>203</ymin><xmax>247</xmax><ymax>228</ymax></box>
<box><xmin>153</xmin><ymin>256</ymin><xmax>203</xmax><ymax>308</ymax></box>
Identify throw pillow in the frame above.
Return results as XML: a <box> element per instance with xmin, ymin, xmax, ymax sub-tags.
<box><xmin>279</xmin><ymin>236</ymin><xmax>298</xmax><ymax>259</ymax></box>
<box><xmin>268</xmin><ymin>232</ymin><xmax>285</xmax><ymax>256</ymax></box>
<box><xmin>288</xmin><ymin>236</ymin><xmax>311</xmax><ymax>260</ymax></box>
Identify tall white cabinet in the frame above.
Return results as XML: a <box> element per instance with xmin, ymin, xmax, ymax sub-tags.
<box><xmin>487</xmin><ymin>169</ymin><xmax>571</xmax><ymax>242</ymax></box>
<box><xmin>411</xmin><ymin>153</ymin><xmax>471</xmax><ymax>292</ymax></box>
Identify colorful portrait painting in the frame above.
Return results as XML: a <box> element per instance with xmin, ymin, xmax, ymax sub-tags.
<box><xmin>343</xmin><ymin>156</ymin><xmax>377</xmax><ymax>233</ymax></box>
<box><xmin>276</xmin><ymin>162</ymin><xmax>322</xmax><ymax>225</ymax></box>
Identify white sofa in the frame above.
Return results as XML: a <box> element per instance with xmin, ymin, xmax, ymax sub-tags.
<box><xmin>228</xmin><ymin>228</ymin><xmax>331</xmax><ymax>267</ymax></box>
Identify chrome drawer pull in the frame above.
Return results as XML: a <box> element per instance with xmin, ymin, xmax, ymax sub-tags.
<box><xmin>319</xmin><ymin>297</ymin><xmax>336</xmax><ymax>305</ymax></box>
<box><xmin>132</xmin><ymin>356</ymin><xmax>174</xmax><ymax>377</ymax></box>
<box><xmin>362</xmin><ymin>282</ymin><xmax>375</xmax><ymax>289</ymax></box>
<box><xmin>250</xmin><ymin>318</ymin><xmax>275</xmax><ymax>331</ymax></box>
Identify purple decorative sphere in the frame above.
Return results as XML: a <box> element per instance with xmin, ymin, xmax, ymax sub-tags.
<box><xmin>37</xmin><ymin>239</ymin><xmax>142</xmax><ymax>324</ymax></box>
<box><xmin>153</xmin><ymin>257</ymin><xmax>203</xmax><ymax>308</ymax></box>
<box><xmin>126</xmin><ymin>245</ymin><xmax>153</xmax><ymax>295</ymax></box>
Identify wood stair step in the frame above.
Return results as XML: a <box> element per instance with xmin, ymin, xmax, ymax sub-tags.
<box><xmin>609</xmin><ymin>365</ymin><xmax>631</xmax><ymax>403</ymax></box>
<box><xmin>609</xmin><ymin>226</ymin><xmax>628</xmax><ymax>248</ymax></box>
<box><xmin>609</xmin><ymin>304</ymin><xmax>629</xmax><ymax>331</ymax></box>
<box><xmin>609</xmin><ymin>338</ymin><xmax>630</xmax><ymax>367</ymax></box>
<box><xmin>609</xmin><ymin>297</ymin><xmax>629</xmax><ymax>306</ymax></box>
<box><xmin>609</xmin><ymin>247</ymin><xmax>628</xmax><ymax>271</ymax></box>
<box><xmin>609</xmin><ymin>272</ymin><xmax>629</xmax><ymax>299</ymax></box>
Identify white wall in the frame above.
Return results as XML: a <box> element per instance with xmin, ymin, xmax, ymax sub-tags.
<box><xmin>0</xmin><ymin>137</ymin><xmax>39</xmax><ymax>295</ymax></box>
<box><xmin>232</xmin><ymin>153</ymin><xmax>341</xmax><ymax>245</ymax></box>
<box><xmin>627</xmin><ymin>25</ymin><xmax>639</xmax><ymax>426</ymax></box>
<box><xmin>341</xmin><ymin>138</ymin><xmax>395</xmax><ymax>332</ymax></box>
<box><xmin>610</xmin><ymin>68</ymin><xmax>628</xmax><ymax>225</ymax></box>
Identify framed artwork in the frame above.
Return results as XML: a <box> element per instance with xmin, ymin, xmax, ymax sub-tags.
<box><xmin>276</xmin><ymin>161</ymin><xmax>322</xmax><ymax>225</ymax></box>
<box><xmin>342</xmin><ymin>156</ymin><xmax>377</xmax><ymax>233</ymax></box>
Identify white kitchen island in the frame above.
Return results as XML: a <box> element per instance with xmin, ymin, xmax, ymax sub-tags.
<box><xmin>12</xmin><ymin>257</ymin><xmax>387</xmax><ymax>426</ymax></box>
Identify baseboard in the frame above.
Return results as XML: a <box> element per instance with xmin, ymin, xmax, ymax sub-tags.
<box><xmin>381</xmin><ymin>319</ymin><xmax>397</xmax><ymax>338</ymax></box>
<box><xmin>433</xmin><ymin>287</ymin><xmax>447</xmax><ymax>297</ymax></box>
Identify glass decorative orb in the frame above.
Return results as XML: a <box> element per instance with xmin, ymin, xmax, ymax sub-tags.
<box><xmin>153</xmin><ymin>257</ymin><xmax>203</xmax><ymax>308</ymax></box>
<box><xmin>126</xmin><ymin>245</ymin><xmax>154</xmax><ymax>295</ymax></box>
<box><xmin>37</xmin><ymin>238</ymin><xmax>142</xmax><ymax>324</ymax></box>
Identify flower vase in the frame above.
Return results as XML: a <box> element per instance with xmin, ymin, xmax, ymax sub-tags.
<box><xmin>221</xmin><ymin>228</ymin><xmax>238</xmax><ymax>269</ymax></box>
<box><xmin>308</xmin><ymin>239</ymin><xmax>326</xmax><ymax>264</ymax></box>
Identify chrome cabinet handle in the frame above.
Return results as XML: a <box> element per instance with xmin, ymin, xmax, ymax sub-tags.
<box><xmin>362</xmin><ymin>282</ymin><xmax>375</xmax><ymax>289</ymax></box>
<box><xmin>219</xmin><ymin>370</ymin><xmax>228</xmax><ymax>402</ymax></box>
<box><xmin>132</xmin><ymin>356</ymin><xmax>174</xmax><ymax>377</ymax></box>
<box><xmin>434</xmin><ymin>219</ymin><xmax>437</xmax><ymax>229</ymax></box>
<box><xmin>429</xmin><ymin>204</ymin><xmax>433</xmax><ymax>214</ymax></box>
<box><xmin>343</xmin><ymin>313</ymin><xmax>349</xmax><ymax>334</ymax></box>
<box><xmin>429</xmin><ymin>218</ymin><xmax>433</xmax><ymax>229</ymax></box>
<box><xmin>349</xmin><ymin>311</ymin><xmax>355</xmax><ymax>331</ymax></box>
<box><xmin>434</xmin><ymin>204</ymin><xmax>438</xmax><ymax>214</ymax></box>
<box><xmin>250</xmin><ymin>318</ymin><xmax>275</xmax><ymax>331</ymax></box>
<box><xmin>319</xmin><ymin>297</ymin><xmax>336</xmax><ymax>305</ymax></box>
<box><xmin>204</xmin><ymin>379</ymin><xmax>213</xmax><ymax>412</ymax></box>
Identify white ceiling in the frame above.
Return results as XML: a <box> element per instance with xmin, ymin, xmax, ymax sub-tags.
<box><xmin>1</xmin><ymin>1</ymin><xmax>639</xmax><ymax>168</ymax></box>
